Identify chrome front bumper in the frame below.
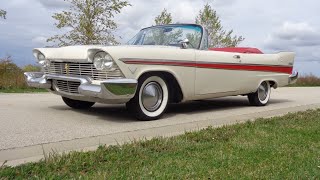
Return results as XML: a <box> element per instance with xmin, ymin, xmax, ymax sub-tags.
<box><xmin>289</xmin><ymin>71</ymin><xmax>299</xmax><ymax>84</ymax></box>
<box><xmin>24</xmin><ymin>72</ymin><xmax>138</xmax><ymax>104</ymax></box>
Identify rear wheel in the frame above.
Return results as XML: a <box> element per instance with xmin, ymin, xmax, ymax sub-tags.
<box><xmin>248</xmin><ymin>81</ymin><xmax>271</xmax><ymax>106</ymax></box>
<box><xmin>126</xmin><ymin>75</ymin><xmax>169</xmax><ymax>121</ymax></box>
<box><xmin>62</xmin><ymin>97</ymin><xmax>95</xmax><ymax>109</ymax></box>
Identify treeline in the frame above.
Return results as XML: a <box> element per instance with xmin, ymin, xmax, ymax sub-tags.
<box><xmin>290</xmin><ymin>74</ymin><xmax>320</xmax><ymax>87</ymax></box>
<box><xmin>0</xmin><ymin>56</ymin><xmax>40</xmax><ymax>90</ymax></box>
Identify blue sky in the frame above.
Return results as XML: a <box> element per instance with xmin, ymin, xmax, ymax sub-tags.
<box><xmin>0</xmin><ymin>0</ymin><xmax>319</xmax><ymax>76</ymax></box>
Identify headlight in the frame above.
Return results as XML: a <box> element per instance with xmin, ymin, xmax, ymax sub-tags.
<box><xmin>93</xmin><ymin>51</ymin><xmax>114</xmax><ymax>71</ymax></box>
<box><xmin>37</xmin><ymin>53</ymin><xmax>45</xmax><ymax>61</ymax></box>
<box><xmin>37</xmin><ymin>53</ymin><xmax>50</xmax><ymax>68</ymax></box>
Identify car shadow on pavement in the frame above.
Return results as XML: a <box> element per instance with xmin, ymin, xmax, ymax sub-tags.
<box><xmin>164</xmin><ymin>97</ymin><xmax>292</xmax><ymax>119</ymax></box>
<box><xmin>50</xmin><ymin>104</ymin><xmax>136</xmax><ymax>123</ymax></box>
<box><xmin>50</xmin><ymin>97</ymin><xmax>292</xmax><ymax>122</ymax></box>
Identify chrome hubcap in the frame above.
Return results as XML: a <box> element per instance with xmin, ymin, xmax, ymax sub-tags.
<box><xmin>141</xmin><ymin>82</ymin><xmax>163</xmax><ymax>112</ymax></box>
<box><xmin>258</xmin><ymin>82</ymin><xmax>269</xmax><ymax>101</ymax></box>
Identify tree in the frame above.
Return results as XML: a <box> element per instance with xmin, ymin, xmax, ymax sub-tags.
<box><xmin>196</xmin><ymin>4</ymin><xmax>244</xmax><ymax>47</ymax></box>
<box><xmin>155</xmin><ymin>9</ymin><xmax>172</xmax><ymax>25</ymax></box>
<box><xmin>0</xmin><ymin>9</ymin><xmax>6</xmax><ymax>19</ymax></box>
<box><xmin>47</xmin><ymin>0</ymin><xmax>130</xmax><ymax>47</ymax></box>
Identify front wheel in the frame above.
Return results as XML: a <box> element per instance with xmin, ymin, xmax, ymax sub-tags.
<box><xmin>62</xmin><ymin>97</ymin><xmax>95</xmax><ymax>109</ymax></box>
<box><xmin>248</xmin><ymin>81</ymin><xmax>271</xmax><ymax>106</ymax></box>
<box><xmin>126</xmin><ymin>75</ymin><xmax>169</xmax><ymax>121</ymax></box>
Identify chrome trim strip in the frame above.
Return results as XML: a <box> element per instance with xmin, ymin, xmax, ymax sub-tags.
<box><xmin>139</xmin><ymin>24</ymin><xmax>205</xmax><ymax>50</ymax></box>
<box><xmin>120</xmin><ymin>58</ymin><xmax>293</xmax><ymax>68</ymax></box>
<box><xmin>46</xmin><ymin>74</ymin><xmax>91</xmax><ymax>84</ymax></box>
<box><xmin>47</xmin><ymin>59</ymin><xmax>89</xmax><ymax>63</ymax></box>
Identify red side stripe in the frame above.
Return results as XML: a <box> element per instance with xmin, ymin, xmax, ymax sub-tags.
<box><xmin>124</xmin><ymin>60</ymin><xmax>293</xmax><ymax>74</ymax></box>
<box><xmin>196</xmin><ymin>63</ymin><xmax>293</xmax><ymax>74</ymax></box>
<box><xmin>126</xmin><ymin>60</ymin><xmax>197</xmax><ymax>67</ymax></box>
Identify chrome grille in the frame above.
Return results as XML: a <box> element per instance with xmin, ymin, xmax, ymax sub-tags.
<box><xmin>53</xmin><ymin>80</ymin><xmax>81</xmax><ymax>94</ymax></box>
<box><xmin>45</xmin><ymin>61</ymin><xmax>123</xmax><ymax>80</ymax></box>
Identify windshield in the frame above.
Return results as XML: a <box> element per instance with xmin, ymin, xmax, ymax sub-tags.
<box><xmin>127</xmin><ymin>25</ymin><xmax>203</xmax><ymax>49</ymax></box>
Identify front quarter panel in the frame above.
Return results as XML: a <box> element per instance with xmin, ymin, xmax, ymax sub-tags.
<box><xmin>95</xmin><ymin>46</ymin><xmax>196</xmax><ymax>101</ymax></box>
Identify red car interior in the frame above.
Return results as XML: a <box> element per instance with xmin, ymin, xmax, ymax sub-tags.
<box><xmin>209</xmin><ymin>47</ymin><xmax>264</xmax><ymax>54</ymax></box>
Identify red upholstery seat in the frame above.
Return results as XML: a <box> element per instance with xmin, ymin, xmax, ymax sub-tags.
<box><xmin>209</xmin><ymin>47</ymin><xmax>263</xmax><ymax>54</ymax></box>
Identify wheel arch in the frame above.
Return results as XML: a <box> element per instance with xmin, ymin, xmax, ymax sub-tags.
<box><xmin>268</xmin><ymin>80</ymin><xmax>278</xmax><ymax>89</ymax></box>
<box><xmin>256</xmin><ymin>79</ymin><xmax>279</xmax><ymax>90</ymax></box>
<box><xmin>137</xmin><ymin>70</ymin><xmax>184</xmax><ymax>103</ymax></box>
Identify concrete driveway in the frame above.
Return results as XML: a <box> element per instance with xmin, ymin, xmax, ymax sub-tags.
<box><xmin>1</xmin><ymin>87</ymin><xmax>320</xmax><ymax>166</ymax></box>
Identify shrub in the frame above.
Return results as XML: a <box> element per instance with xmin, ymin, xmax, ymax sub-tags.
<box><xmin>0</xmin><ymin>56</ymin><xmax>41</xmax><ymax>90</ymax></box>
<box><xmin>22</xmin><ymin>64</ymin><xmax>41</xmax><ymax>72</ymax></box>
<box><xmin>292</xmin><ymin>74</ymin><xmax>320</xmax><ymax>87</ymax></box>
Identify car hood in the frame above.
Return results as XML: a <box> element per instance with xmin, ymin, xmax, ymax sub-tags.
<box><xmin>34</xmin><ymin>45</ymin><xmax>180</xmax><ymax>61</ymax></box>
<box><xmin>34</xmin><ymin>45</ymin><xmax>105</xmax><ymax>61</ymax></box>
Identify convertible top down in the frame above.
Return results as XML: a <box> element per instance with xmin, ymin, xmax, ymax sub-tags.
<box><xmin>25</xmin><ymin>24</ymin><xmax>298</xmax><ymax>120</ymax></box>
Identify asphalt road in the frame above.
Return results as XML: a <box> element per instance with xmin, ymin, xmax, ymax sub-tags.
<box><xmin>1</xmin><ymin>87</ymin><xmax>320</xmax><ymax>166</ymax></box>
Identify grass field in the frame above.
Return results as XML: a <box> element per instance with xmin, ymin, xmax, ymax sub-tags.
<box><xmin>1</xmin><ymin>109</ymin><xmax>319</xmax><ymax>179</ymax></box>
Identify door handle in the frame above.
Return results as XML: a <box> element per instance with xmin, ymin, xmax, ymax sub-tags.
<box><xmin>233</xmin><ymin>55</ymin><xmax>241</xmax><ymax>59</ymax></box>
<box><xmin>233</xmin><ymin>55</ymin><xmax>241</xmax><ymax>62</ymax></box>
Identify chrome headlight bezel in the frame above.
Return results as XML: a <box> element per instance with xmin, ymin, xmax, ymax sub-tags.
<box><xmin>93</xmin><ymin>51</ymin><xmax>114</xmax><ymax>71</ymax></box>
<box><xmin>37</xmin><ymin>53</ymin><xmax>45</xmax><ymax>61</ymax></box>
<box><xmin>37</xmin><ymin>53</ymin><xmax>50</xmax><ymax>68</ymax></box>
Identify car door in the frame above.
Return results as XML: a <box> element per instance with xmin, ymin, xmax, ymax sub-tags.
<box><xmin>195</xmin><ymin>50</ymin><xmax>245</xmax><ymax>95</ymax></box>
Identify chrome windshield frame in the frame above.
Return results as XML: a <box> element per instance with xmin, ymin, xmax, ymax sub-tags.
<box><xmin>128</xmin><ymin>24</ymin><xmax>207</xmax><ymax>50</ymax></box>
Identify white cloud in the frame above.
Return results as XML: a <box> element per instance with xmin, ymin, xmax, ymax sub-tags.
<box><xmin>32</xmin><ymin>36</ymin><xmax>47</xmax><ymax>45</ymax></box>
<box><xmin>114</xmin><ymin>0</ymin><xmax>206</xmax><ymax>43</ymax></box>
<box><xmin>265</xmin><ymin>22</ymin><xmax>320</xmax><ymax>49</ymax></box>
<box><xmin>264</xmin><ymin>22</ymin><xmax>320</xmax><ymax>62</ymax></box>
<box><xmin>213</xmin><ymin>0</ymin><xmax>237</xmax><ymax>7</ymax></box>
<box><xmin>37</xmin><ymin>0</ymin><xmax>70</xmax><ymax>9</ymax></box>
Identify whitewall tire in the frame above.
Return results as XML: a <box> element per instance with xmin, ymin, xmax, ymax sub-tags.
<box><xmin>126</xmin><ymin>75</ymin><xmax>169</xmax><ymax>120</ymax></box>
<box><xmin>248</xmin><ymin>81</ymin><xmax>271</xmax><ymax>106</ymax></box>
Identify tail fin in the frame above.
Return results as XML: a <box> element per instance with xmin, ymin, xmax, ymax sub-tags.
<box><xmin>278</xmin><ymin>52</ymin><xmax>295</xmax><ymax>66</ymax></box>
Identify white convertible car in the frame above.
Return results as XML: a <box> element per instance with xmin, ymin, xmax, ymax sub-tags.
<box><xmin>25</xmin><ymin>24</ymin><xmax>298</xmax><ymax>120</ymax></box>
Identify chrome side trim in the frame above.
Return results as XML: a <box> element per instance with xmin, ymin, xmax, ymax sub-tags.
<box><xmin>120</xmin><ymin>58</ymin><xmax>294</xmax><ymax>68</ymax></box>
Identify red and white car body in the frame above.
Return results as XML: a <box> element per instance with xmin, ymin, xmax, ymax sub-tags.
<box><xmin>25</xmin><ymin>24</ymin><xmax>298</xmax><ymax>120</ymax></box>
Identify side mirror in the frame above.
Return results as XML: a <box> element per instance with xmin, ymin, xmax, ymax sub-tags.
<box><xmin>180</xmin><ymin>39</ymin><xmax>190</xmax><ymax>49</ymax></box>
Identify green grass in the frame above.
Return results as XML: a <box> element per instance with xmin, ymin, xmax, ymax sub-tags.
<box><xmin>0</xmin><ymin>88</ymin><xmax>48</xmax><ymax>93</ymax></box>
<box><xmin>1</xmin><ymin>110</ymin><xmax>320</xmax><ymax>179</ymax></box>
